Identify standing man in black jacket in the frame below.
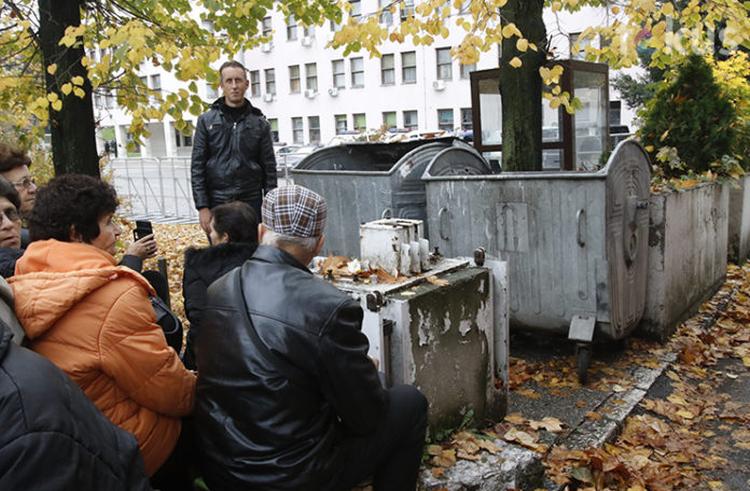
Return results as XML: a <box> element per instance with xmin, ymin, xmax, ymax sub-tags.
<box><xmin>195</xmin><ymin>185</ymin><xmax>428</xmax><ymax>491</ymax></box>
<box><xmin>191</xmin><ymin>60</ymin><xmax>277</xmax><ymax>236</ymax></box>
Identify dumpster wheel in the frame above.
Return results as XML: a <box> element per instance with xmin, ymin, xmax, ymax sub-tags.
<box><xmin>575</xmin><ymin>343</ymin><xmax>592</xmax><ymax>385</ymax></box>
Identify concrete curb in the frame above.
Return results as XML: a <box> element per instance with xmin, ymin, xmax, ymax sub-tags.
<box><xmin>418</xmin><ymin>351</ymin><xmax>678</xmax><ymax>491</ymax></box>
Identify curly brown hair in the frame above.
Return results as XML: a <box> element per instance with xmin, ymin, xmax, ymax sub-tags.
<box><xmin>0</xmin><ymin>143</ymin><xmax>32</xmax><ymax>173</ymax></box>
<box><xmin>29</xmin><ymin>174</ymin><xmax>118</xmax><ymax>243</ymax></box>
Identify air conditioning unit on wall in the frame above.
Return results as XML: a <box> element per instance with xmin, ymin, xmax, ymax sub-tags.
<box><xmin>263</xmin><ymin>93</ymin><xmax>274</xmax><ymax>103</ymax></box>
<box><xmin>328</xmin><ymin>87</ymin><xmax>339</xmax><ymax>97</ymax></box>
<box><xmin>261</xmin><ymin>42</ymin><xmax>273</xmax><ymax>53</ymax></box>
<box><xmin>304</xmin><ymin>89</ymin><xmax>318</xmax><ymax>99</ymax></box>
<box><xmin>432</xmin><ymin>80</ymin><xmax>446</xmax><ymax>91</ymax></box>
<box><xmin>301</xmin><ymin>36</ymin><xmax>313</xmax><ymax>47</ymax></box>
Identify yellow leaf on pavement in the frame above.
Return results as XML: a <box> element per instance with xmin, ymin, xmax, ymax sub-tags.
<box><xmin>509</xmin><ymin>57</ymin><xmax>522</xmax><ymax>68</ymax></box>
<box><xmin>676</xmin><ymin>409</ymin><xmax>695</xmax><ymax>419</ymax></box>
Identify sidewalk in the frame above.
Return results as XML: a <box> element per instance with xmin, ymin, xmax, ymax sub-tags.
<box><xmin>420</xmin><ymin>264</ymin><xmax>750</xmax><ymax>490</ymax></box>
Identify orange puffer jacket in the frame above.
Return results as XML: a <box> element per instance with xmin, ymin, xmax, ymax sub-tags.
<box><xmin>10</xmin><ymin>240</ymin><xmax>196</xmax><ymax>476</ymax></box>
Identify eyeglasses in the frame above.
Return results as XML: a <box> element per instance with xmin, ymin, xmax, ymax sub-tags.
<box><xmin>1</xmin><ymin>207</ymin><xmax>20</xmax><ymax>222</ymax></box>
<box><xmin>11</xmin><ymin>176</ymin><xmax>35</xmax><ymax>190</ymax></box>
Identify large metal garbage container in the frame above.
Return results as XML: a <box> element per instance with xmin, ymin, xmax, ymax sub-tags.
<box><xmin>291</xmin><ymin>138</ymin><xmax>492</xmax><ymax>256</ymax></box>
<box><xmin>423</xmin><ymin>140</ymin><xmax>651</xmax><ymax>381</ymax></box>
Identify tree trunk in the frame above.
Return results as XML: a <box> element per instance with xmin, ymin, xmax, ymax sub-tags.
<box><xmin>499</xmin><ymin>0</ymin><xmax>546</xmax><ymax>172</ymax></box>
<box><xmin>38</xmin><ymin>0</ymin><xmax>100</xmax><ymax>177</ymax></box>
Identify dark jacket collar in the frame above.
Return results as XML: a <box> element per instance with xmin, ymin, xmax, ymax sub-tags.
<box><xmin>252</xmin><ymin>245</ymin><xmax>312</xmax><ymax>273</ymax></box>
<box><xmin>211</xmin><ymin>97</ymin><xmax>264</xmax><ymax>117</ymax></box>
<box><xmin>185</xmin><ymin>242</ymin><xmax>257</xmax><ymax>266</ymax></box>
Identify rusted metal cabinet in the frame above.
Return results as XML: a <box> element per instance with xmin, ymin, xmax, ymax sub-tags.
<box><xmin>423</xmin><ymin>140</ymin><xmax>650</xmax><ymax>380</ymax></box>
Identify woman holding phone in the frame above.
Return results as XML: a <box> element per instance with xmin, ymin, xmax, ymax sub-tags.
<box><xmin>8</xmin><ymin>174</ymin><xmax>196</xmax><ymax>490</ymax></box>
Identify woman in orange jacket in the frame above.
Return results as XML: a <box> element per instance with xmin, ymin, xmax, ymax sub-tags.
<box><xmin>9</xmin><ymin>174</ymin><xmax>196</xmax><ymax>486</ymax></box>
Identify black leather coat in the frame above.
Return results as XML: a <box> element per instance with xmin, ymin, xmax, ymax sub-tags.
<box><xmin>195</xmin><ymin>245</ymin><xmax>387</xmax><ymax>490</ymax></box>
<box><xmin>0</xmin><ymin>314</ymin><xmax>151</xmax><ymax>490</ymax></box>
<box><xmin>182</xmin><ymin>241</ymin><xmax>257</xmax><ymax>370</ymax></box>
<box><xmin>191</xmin><ymin>98</ymin><xmax>277</xmax><ymax>209</ymax></box>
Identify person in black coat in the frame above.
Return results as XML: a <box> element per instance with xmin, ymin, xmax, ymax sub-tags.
<box><xmin>0</xmin><ymin>277</ymin><xmax>152</xmax><ymax>490</ymax></box>
<box><xmin>182</xmin><ymin>201</ymin><xmax>258</xmax><ymax>369</ymax></box>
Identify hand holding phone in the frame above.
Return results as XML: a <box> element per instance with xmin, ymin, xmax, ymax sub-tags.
<box><xmin>133</xmin><ymin>220</ymin><xmax>153</xmax><ymax>241</ymax></box>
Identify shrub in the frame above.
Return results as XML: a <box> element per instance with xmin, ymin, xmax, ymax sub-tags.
<box><xmin>712</xmin><ymin>52</ymin><xmax>750</xmax><ymax>170</ymax></box>
<box><xmin>639</xmin><ymin>54</ymin><xmax>736</xmax><ymax>179</ymax></box>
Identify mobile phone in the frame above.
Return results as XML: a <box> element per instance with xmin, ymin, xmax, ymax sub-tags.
<box><xmin>133</xmin><ymin>220</ymin><xmax>153</xmax><ymax>241</ymax></box>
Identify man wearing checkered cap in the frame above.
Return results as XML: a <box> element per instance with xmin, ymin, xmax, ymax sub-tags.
<box><xmin>195</xmin><ymin>185</ymin><xmax>428</xmax><ymax>491</ymax></box>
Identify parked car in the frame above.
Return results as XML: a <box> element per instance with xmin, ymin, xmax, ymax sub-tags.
<box><xmin>276</xmin><ymin>144</ymin><xmax>321</xmax><ymax>176</ymax></box>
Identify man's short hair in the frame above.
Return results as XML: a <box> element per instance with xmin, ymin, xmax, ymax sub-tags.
<box><xmin>261</xmin><ymin>185</ymin><xmax>327</xmax><ymax>239</ymax></box>
<box><xmin>219</xmin><ymin>60</ymin><xmax>247</xmax><ymax>82</ymax></box>
<box><xmin>0</xmin><ymin>143</ymin><xmax>31</xmax><ymax>173</ymax></box>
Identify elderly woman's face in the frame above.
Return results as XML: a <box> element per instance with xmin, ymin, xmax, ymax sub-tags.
<box><xmin>90</xmin><ymin>212</ymin><xmax>122</xmax><ymax>255</ymax></box>
<box><xmin>0</xmin><ymin>197</ymin><xmax>21</xmax><ymax>249</ymax></box>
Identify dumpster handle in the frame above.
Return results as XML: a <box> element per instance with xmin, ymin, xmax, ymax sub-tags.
<box><xmin>576</xmin><ymin>209</ymin><xmax>586</xmax><ymax>247</ymax></box>
<box><xmin>381</xmin><ymin>208</ymin><xmax>392</xmax><ymax>219</ymax></box>
<box><xmin>438</xmin><ymin>207</ymin><xmax>450</xmax><ymax>241</ymax></box>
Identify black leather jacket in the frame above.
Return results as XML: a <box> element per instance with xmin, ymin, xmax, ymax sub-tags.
<box><xmin>195</xmin><ymin>245</ymin><xmax>387</xmax><ymax>490</ymax></box>
<box><xmin>191</xmin><ymin>98</ymin><xmax>277</xmax><ymax>209</ymax></box>
<box><xmin>0</xmin><ymin>312</ymin><xmax>151</xmax><ymax>490</ymax></box>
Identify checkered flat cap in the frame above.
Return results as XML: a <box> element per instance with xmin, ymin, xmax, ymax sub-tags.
<box><xmin>262</xmin><ymin>185</ymin><xmax>327</xmax><ymax>238</ymax></box>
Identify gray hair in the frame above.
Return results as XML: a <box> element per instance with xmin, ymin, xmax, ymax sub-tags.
<box><xmin>261</xmin><ymin>228</ymin><xmax>319</xmax><ymax>252</ymax></box>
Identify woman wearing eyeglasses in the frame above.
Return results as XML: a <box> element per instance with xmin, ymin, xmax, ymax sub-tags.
<box><xmin>0</xmin><ymin>177</ymin><xmax>23</xmax><ymax>278</ymax></box>
<box><xmin>0</xmin><ymin>144</ymin><xmax>37</xmax><ymax>248</ymax></box>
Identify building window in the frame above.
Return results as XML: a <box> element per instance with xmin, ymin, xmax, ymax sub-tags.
<box><xmin>350</xmin><ymin>0</ymin><xmax>362</xmax><ymax>18</ymax></box>
<box><xmin>262</xmin><ymin>17</ymin><xmax>272</xmax><ymax>36</ymax></box>
<box><xmin>303</xmin><ymin>26</ymin><xmax>315</xmax><ymax>38</ymax></box>
<box><xmin>175</xmin><ymin>126</ymin><xmax>193</xmax><ymax>148</ymax></box>
<box><xmin>402</xmin><ymin>51</ymin><xmax>416</xmax><ymax>84</ymax></box>
<box><xmin>379</xmin><ymin>0</ymin><xmax>393</xmax><ymax>25</ymax></box>
<box><xmin>265</xmin><ymin>68</ymin><xmax>276</xmax><ymax>95</ymax></box>
<box><xmin>289</xmin><ymin>65</ymin><xmax>301</xmax><ymax>93</ymax></box>
<box><xmin>335</xmin><ymin>114</ymin><xmax>348</xmax><ymax>134</ymax></box>
<box><xmin>292</xmin><ymin>117</ymin><xmax>304</xmax><ymax>144</ymax></box>
<box><xmin>351</xmin><ymin>57</ymin><xmax>364</xmax><ymax>88</ymax></box>
<box><xmin>332</xmin><ymin>59</ymin><xmax>345</xmax><ymax>89</ymax></box>
<box><xmin>269</xmin><ymin>118</ymin><xmax>279</xmax><ymax>142</ymax></box>
<box><xmin>305</xmin><ymin>63</ymin><xmax>318</xmax><ymax>92</ymax></box>
<box><xmin>403</xmin><ymin>110</ymin><xmax>418</xmax><ymax>131</ymax></box>
<box><xmin>436</xmin><ymin>48</ymin><xmax>452</xmax><ymax>81</ymax></box>
<box><xmin>205</xmin><ymin>82</ymin><xmax>218</xmax><ymax>100</ymax></box>
<box><xmin>308</xmin><ymin>116</ymin><xmax>321</xmax><ymax>143</ymax></box>
<box><xmin>460</xmin><ymin>62</ymin><xmax>476</xmax><ymax>80</ymax></box>
<box><xmin>250</xmin><ymin>70</ymin><xmax>260</xmax><ymax>97</ymax></box>
<box><xmin>104</xmin><ymin>89</ymin><xmax>115</xmax><ymax>109</ymax></box>
<box><xmin>437</xmin><ymin>109</ymin><xmax>454</xmax><ymax>132</ymax></box>
<box><xmin>383</xmin><ymin>111</ymin><xmax>396</xmax><ymax>129</ymax></box>
<box><xmin>353</xmin><ymin>113</ymin><xmax>366</xmax><ymax>132</ymax></box>
<box><xmin>400</xmin><ymin>0</ymin><xmax>415</xmax><ymax>21</ymax></box>
<box><xmin>330</xmin><ymin>19</ymin><xmax>341</xmax><ymax>32</ymax></box>
<box><xmin>150</xmin><ymin>74</ymin><xmax>161</xmax><ymax>94</ymax></box>
<box><xmin>461</xmin><ymin>108</ymin><xmax>473</xmax><ymax>130</ymax></box>
<box><xmin>569</xmin><ymin>32</ymin><xmax>593</xmax><ymax>60</ymax></box>
<box><xmin>287</xmin><ymin>16</ymin><xmax>298</xmax><ymax>41</ymax></box>
<box><xmin>381</xmin><ymin>54</ymin><xmax>395</xmax><ymax>85</ymax></box>
<box><xmin>609</xmin><ymin>100</ymin><xmax>622</xmax><ymax>126</ymax></box>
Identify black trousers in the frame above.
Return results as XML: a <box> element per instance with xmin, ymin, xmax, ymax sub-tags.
<box><xmin>327</xmin><ymin>384</ymin><xmax>428</xmax><ymax>491</ymax></box>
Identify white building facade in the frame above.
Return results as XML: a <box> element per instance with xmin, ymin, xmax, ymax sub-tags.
<box><xmin>94</xmin><ymin>3</ymin><xmax>637</xmax><ymax>158</ymax></box>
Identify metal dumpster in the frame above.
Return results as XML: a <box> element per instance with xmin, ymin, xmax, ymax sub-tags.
<box><xmin>291</xmin><ymin>138</ymin><xmax>492</xmax><ymax>256</ymax></box>
<box><xmin>423</xmin><ymin>140</ymin><xmax>651</xmax><ymax>381</ymax></box>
